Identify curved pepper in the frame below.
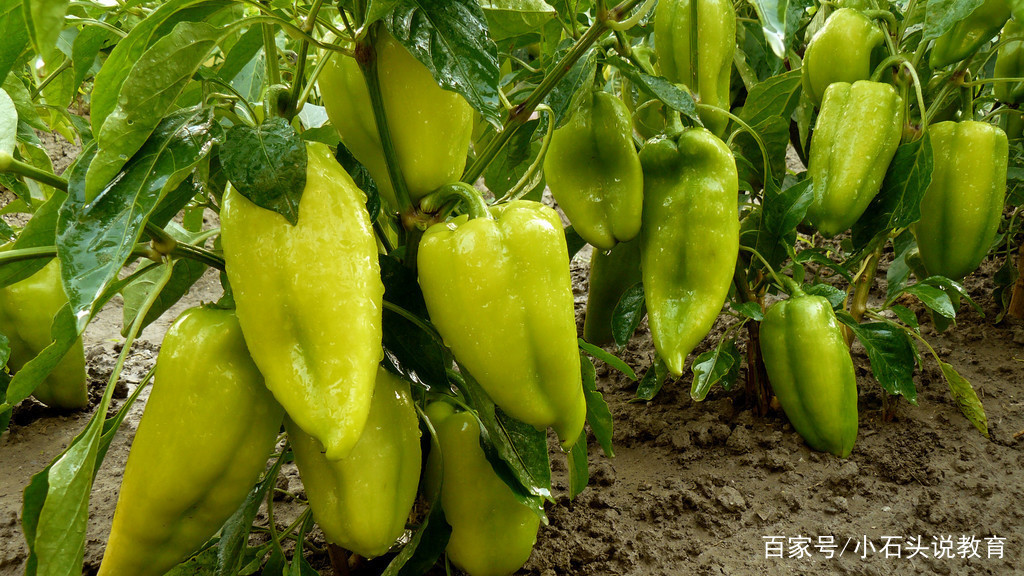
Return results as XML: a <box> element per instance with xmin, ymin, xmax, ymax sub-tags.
<box><xmin>653</xmin><ymin>0</ymin><xmax>735</xmax><ymax>135</ymax></box>
<box><xmin>583</xmin><ymin>237</ymin><xmax>641</xmax><ymax>346</ymax></box>
<box><xmin>98</xmin><ymin>307</ymin><xmax>283</xmax><ymax>576</ymax></box>
<box><xmin>801</xmin><ymin>8</ymin><xmax>885</xmax><ymax>107</ymax></box>
<box><xmin>221</xmin><ymin>142</ymin><xmax>383</xmax><ymax>460</ymax></box>
<box><xmin>319</xmin><ymin>30</ymin><xmax>473</xmax><ymax>208</ymax></box>
<box><xmin>914</xmin><ymin>121</ymin><xmax>1007</xmax><ymax>280</ymax></box>
<box><xmin>995</xmin><ymin>19</ymin><xmax>1024</xmax><ymax>103</ymax></box>
<box><xmin>0</xmin><ymin>257</ymin><xmax>87</xmax><ymax>409</ymax></box>
<box><xmin>287</xmin><ymin>366</ymin><xmax>420</xmax><ymax>558</ymax></box>
<box><xmin>544</xmin><ymin>90</ymin><xmax>644</xmax><ymax>251</ymax></box>
<box><xmin>425</xmin><ymin>401</ymin><xmax>540</xmax><ymax>576</ymax></box>
<box><xmin>417</xmin><ymin>200</ymin><xmax>585</xmax><ymax>448</ymax></box>
<box><xmin>640</xmin><ymin>130</ymin><xmax>739</xmax><ymax>377</ymax></box>
<box><xmin>806</xmin><ymin>81</ymin><xmax>905</xmax><ymax>237</ymax></box>
<box><xmin>759</xmin><ymin>286</ymin><xmax>858</xmax><ymax>457</ymax></box>
<box><xmin>930</xmin><ymin>0</ymin><xmax>1011</xmax><ymax>68</ymax></box>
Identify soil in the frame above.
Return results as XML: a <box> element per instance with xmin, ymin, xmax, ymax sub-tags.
<box><xmin>0</xmin><ymin>139</ymin><xmax>1022</xmax><ymax>576</ymax></box>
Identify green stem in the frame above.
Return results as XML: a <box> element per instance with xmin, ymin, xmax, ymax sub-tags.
<box><xmin>870</xmin><ymin>55</ymin><xmax>906</xmax><ymax>82</ymax></box>
<box><xmin>738</xmin><ymin>245</ymin><xmax>785</xmax><ymax>289</ymax></box>
<box><xmin>263</xmin><ymin>22</ymin><xmax>281</xmax><ymax>86</ymax></box>
<box><xmin>145</xmin><ymin>222</ymin><xmax>226</xmax><ymax>270</ymax></box>
<box><xmin>383</xmin><ymin>300</ymin><xmax>446</xmax><ymax>349</ymax></box>
<box><xmin>497</xmin><ymin>105</ymin><xmax>555</xmax><ymax>203</ymax></box>
<box><xmin>863</xmin><ymin>9</ymin><xmax>898</xmax><ymax>32</ymax></box>
<box><xmin>287</xmin><ymin>0</ymin><xmax>325</xmax><ymax>121</ymax></box>
<box><xmin>699</xmin><ymin>104</ymin><xmax>772</xmax><ymax>186</ymax></box>
<box><xmin>0</xmin><ymin>155</ymin><xmax>70</xmax><ymax>192</ymax></box>
<box><xmin>420</xmin><ymin>182</ymin><xmax>492</xmax><ymax>220</ymax></box>
<box><xmin>461</xmin><ymin>0</ymin><xmax>646</xmax><ymax>185</ymax></box>
<box><xmin>31</xmin><ymin>58</ymin><xmax>73</xmax><ymax>99</ymax></box>
<box><xmin>850</xmin><ymin>243</ymin><xmax>883</xmax><ymax>323</ymax></box>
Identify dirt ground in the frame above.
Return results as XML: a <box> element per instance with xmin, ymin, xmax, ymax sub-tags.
<box><xmin>0</xmin><ymin>138</ymin><xmax>1022</xmax><ymax>576</ymax></box>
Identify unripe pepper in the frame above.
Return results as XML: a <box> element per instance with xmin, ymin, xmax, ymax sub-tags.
<box><xmin>801</xmin><ymin>9</ymin><xmax>885</xmax><ymax>107</ymax></box>
<box><xmin>319</xmin><ymin>30</ymin><xmax>473</xmax><ymax>208</ymax></box>
<box><xmin>759</xmin><ymin>284</ymin><xmax>858</xmax><ymax>458</ymax></box>
<box><xmin>0</xmin><ymin>257</ymin><xmax>87</xmax><ymax>409</ymax></box>
<box><xmin>98</xmin><ymin>307</ymin><xmax>284</xmax><ymax>576</ymax></box>
<box><xmin>583</xmin><ymin>237</ymin><xmax>641</xmax><ymax>346</ymax></box>
<box><xmin>417</xmin><ymin>200</ymin><xmax>585</xmax><ymax>448</ymax></box>
<box><xmin>640</xmin><ymin>129</ymin><xmax>739</xmax><ymax>377</ymax></box>
<box><xmin>806</xmin><ymin>81</ymin><xmax>905</xmax><ymax>237</ymax></box>
<box><xmin>914</xmin><ymin>121</ymin><xmax>1007</xmax><ymax>280</ymax></box>
<box><xmin>995</xmin><ymin>19</ymin><xmax>1024</xmax><ymax>103</ymax></box>
<box><xmin>930</xmin><ymin>0</ymin><xmax>1011</xmax><ymax>69</ymax></box>
<box><xmin>653</xmin><ymin>0</ymin><xmax>735</xmax><ymax>135</ymax></box>
<box><xmin>424</xmin><ymin>401</ymin><xmax>540</xmax><ymax>576</ymax></box>
<box><xmin>544</xmin><ymin>90</ymin><xmax>644</xmax><ymax>251</ymax></box>
<box><xmin>221</xmin><ymin>142</ymin><xmax>383</xmax><ymax>460</ymax></box>
<box><xmin>287</xmin><ymin>366</ymin><xmax>420</xmax><ymax>558</ymax></box>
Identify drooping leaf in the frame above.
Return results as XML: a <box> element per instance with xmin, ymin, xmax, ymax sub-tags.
<box><xmin>690</xmin><ymin>338</ymin><xmax>741</xmax><ymax>401</ymax></box>
<box><xmin>567</xmin><ymin>430</ymin><xmax>589</xmax><ymax>500</ymax></box>
<box><xmin>837</xmin><ymin>314</ymin><xmax>918</xmax><ymax>403</ymax></box>
<box><xmin>220</xmin><ymin>118</ymin><xmax>307</xmax><ymax>225</ymax></box>
<box><xmin>611</xmin><ymin>282</ymin><xmax>645</xmax><ymax>348</ymax></box>
<box><xmin>851</xmin><ymin>134</ymin><xmax>934</xmax><ymax>250</ymax></box>
<box><xmin>939</xmin><ymin>361</ymin><xmax>988</xmax><ymax>437</ymax></box>
<box><xmin>578</xmin><ymin>338</ymin><xmax>637</xmax><ymax>380</ymax></box>
<box><xmin>605</xmin><ymin>55</ymin><xmax>701</xmax><ymax>126</ymax></box>
<box><xmin>0</xmin><ymin>0</ymin><xmax>29</xmax><ymax>83</ymax></box>
<box><xmin>580</xmin><ymin>354</ymin><xmax>613</xmax><ymax>457</ymax></box>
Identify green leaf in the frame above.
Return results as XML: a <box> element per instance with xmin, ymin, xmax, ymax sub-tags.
<box><xmin>544</xmin><ymin>41</ymin><xmax>596</xmax><ymax>128</ymax></box>
<box><xmin>216</xmin><ymin>457</ymin><xmax>284</xmax><ymax>576</ymax></box>
<box><xmin>0</xmin><ymin>87</ymin><xmax>15</xmax><ymax>157</ymax></box>
<box><xmin>484</xmin><ymin>117</ymin><xmax>544</xmax><ymax>200</ymax></box>
<box><xmin>750</xmin><ymin>179</ymin><xmax>813</xmax><ymax>273</ymax></box>
<box><xmin>578</xmin><ymin>338</ymin><xmax>637</xmax><ymax>380</ymax></box>
<box><xmin>3</xmin><ymin>74</ymin><xmax>46</xmax><ymax>132</ymax></box>
<box><xmin>58</xmin><ymin>107</ymin><xmax>220</xmax><ymax>327</ymax></box>
<box><xmin>733</xmin><ymin>69</ymin><xmax>803</xmax><ymax>185</ymax></box>
<box><xmin>564</xmin><ymin>225</ymin><xmax>587</xmax><ymax>260</ymax></box>
<box><xmin>0</xmin><ymin>0</ymin><xmax>29</xmax><ymax>83</ymax></box>
<box><xmin>939</xmin><ymin>361</ymin><xmax>988</xmax><ymax>436</ymax></box>
<box><xmin>611</xmin><ymin>282</ymin><xmax>645</xmax><ymax>348</ymax></box>
<box><xmin>747</xmin><ymin>0</ymin><xmax>814</xmax><ymax>57</ymax></box>
<box><xmin>382</xmin><ymin>496</ymin><xmax>450</xmax><ymax>576</ymax></box>
<box><xmin>904</xmin><ymin>283</ymin><xmax>956</xmax><ymax>319</ymax></box>
<box><xmin>837</xmin><ymin>315</ymin><xmax>918</xmax><ymax>403</ymax></box>
<box><xmin>635</xmin><ymin>357</ymin><xmax>669</xmax><ymax>401</ymax></box>
<box><xmin>70</xmin><ymin>25</ymin><xmax>115</xmax><ymax>93</ymax></box>
<box><xmin>580</xmin><ymin>353</ymin><xmax>613</xmax><ymax>458</ymax></box>
<box><xmin>86</xmin><ymin>21</ymin><xmax>223</xmax><ymax>198</ymax></box>
<box><xmin>889</xmin><ymin>304</ymin><xmax>920</xmax><ymax>330</ymax></box>
<box><xmin>605</xmin><ymin>55</ymin><xmax>701</xmax><ymax>126</ymax></box>
<box><xmin>365</xmin><ymin>0</ymin><xmax>403</xmax><ymax>27</ymax></box>
<box><xmin>2</xmin><ymin>304</ymin><xmax>78</xmax><ymax>411</ymax></box>
<box><xmin>690</xmin><ymin>338</ymin><xmax>741</xmax><ymax>401</ymax></box>
<box><xmin>220</xmin><ymin>118</ymin><xmax>306</xmax><ymax>225</ymax></box>
<box><xmin>851</xmin><ymin>134</ymin><xmax>934</xmax><ymax>250</ymax></box>
<box><xmin>481</xmin><ymin>0</ymin><xmax>557</xmax><ymax>40</ymax></box>
<box><xmin>804</xmin><ymin>283</ymin><xmax>847</xmax><ymax>309</ymax></box>
<box><xmin>793</xmin><ymin>247</ymin><xmax>854</xmax><ymax>283</ymax></box>
<box><xmin>730</xmin><ymin>301</ymin><xmax>764</xmax><ymax>321</ymax></box>
<box><xmin>566</xmin><ymin>431</ymin><xmax>589</xmax><ymax>500</ymax></box>
<box><xmin>120</xmin><ymin>252</ymin><xmax>205</xmax><ymax>338</ymax></box>
<box><xmin>24</xmin><ymin>0</ymin><xmax>70</xmax><ymax>64</ymax></box>
<box><xmin>886</xmin><ymin>231</ymin><xmax>918</xmax><ymax>304</ymax></box>
<box><xmin>386</xmin><ymin>0</ymin><xmax>502</xmax><ymax>126</ymax></box>
<box><xmin>923</xmin><ymin>0</ymin><xmax>984</xmax><ymax>42</ymax></box>
<box><xmin>334</xmin><ymin>142</ymin><xmax>380</xmax><ymax>222</ymax></box>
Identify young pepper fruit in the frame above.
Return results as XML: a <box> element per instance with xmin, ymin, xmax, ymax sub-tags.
<box><xmin>640</xmin><ymin>129</ymin><xmax>739</xmax><ymax>377</ymax></box>
<box><xmin>801</xmin><ymin>8</ymin><xmax>885</xmax><ymax>107</ymax></box>
<box><xmin>0</xmin><ymin>256</ymin><xmax>87</xmax><ymax>409</ymax></box>
<box><xmin>319</xmin><ymin>30</ymin><xmax>473</xmax><ymax>208</ymax></box>
<box><xmin>417</xmin><ymin>200</ymin><xmax>586</xmax><ymax>448</ymax></box>
<box><xmin>98</xmin><ymin>307</ymin><xmax>284</xmax><ymax>576</ymax></box>
<box><xmin>930</xmin><ymin>0</ymin><xmax>1011</xmax><ymax>69</ymax></box>
<box><xmin>759</xmin><ymin>283</ymin><xmax>859</xmax><ymax>458</ymax></box>
<box><xmin>221</xmin><ymin>142</ymin><xmax>383</xmax><ymax>461</ymax></box>
<box><xmin>425</xmin><ymin>401</ymin><xmax>540</xmax><ymax>576</ymax></box>
<box><xmin>287</xmin><ymin>366</ymin><xmax>421</xmax><ymax>559</ymax></box>
<box><xmin>583</xmin><ymin>237</ymin><xmax>642</xmax><ymax>346</ymax></box>
<box><xmin>806</xmin><ymin>81</ymin><xmax>905</xmax><ymax>237</ymax></box>
<box><xmin>654</xmin><ymin>0</ymin><xmax>736</xmax><ymax>135</ymax></box>
<box><xmin>995</xmin><ymin>19</ymin><xmax>1024</xmax><ymax>103</ymax></box>
<box><xmin>914</xmin><ymin>121</ymin><xmax>1008</xmax><ymax>280</ymax></box>
<box><xmin>544</xmin><ymin>89</ymin><xmax>644</xmax><ymax>251</ymax></box>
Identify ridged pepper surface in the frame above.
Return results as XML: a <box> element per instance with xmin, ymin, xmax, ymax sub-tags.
<box><xmin>544</xmin><ymin>90</ymin><xmax>643</xmax><ymax>251</ymax></box>
<box><xmin>806</xmin><ymin>81</ymin><xmax>905</xmax><ymax>237</ymax></box>
<box><xmin>319</xmin><ymin>30</ymin><xmax>473</xmax><ymax>208</ymax></box>
<box><xmin>801</xmin><ymin>8</ymin><xmax>885</xmax><ymax>106</ymax></box>
<box><xmin>583</xmin><ymin>237</ymin><xmax>641</xmax><ymax>346</ymax></box>
<box><xmin>287</xmin><ymin>366</ymin><xmax>421</xmax><ymax>559</ymax></box>
<box><xmin>930</xmin><ymin>0</ymin><xmax>1011</xmax><ymax>68</ymax></box>
<box><xmin>417</xmin><ymin>200</ymin><xmax>585</xmax><ymax>448</ymax></box>
<box><xmin>640</xmin><ymin>129</ymin><xmax>739</xmax><ymax>377</ymax></box>
<box><xmin>653</xmin><ymin>0</ymin><xmax>735</xmax><ymax>135</ymax></box>
<box><xmin>425</xmin><ymin>401</ymin><xmax>540</xmax><ymax>576</ymax></box>
<box><xmin>0</xmin><ymin>257</ymin><xmax>87</xmax><ymax>409</ymax></box>
<box><xmin>995</xmin><ymin>19</ymin><xmax>1024</xmax><ymax>103</ymax></box>
<box><xmin>98</xmin><ymin>307</ymin><xmax>283</xmax><ymax>576</ymax></box>
<box><xmin>759</xmin><ymin>285</ymin><xmax>858</xmax><ymax>458</ymax></box>
<box><xmin>221</xmin><ymin>142</ymin><xmax>383</xmax><ymax>461</ymax></box>
<box><xmin>914</xmin><ymin>121</ymin><xmax>1008</xmax><ymax>280</ymax></box>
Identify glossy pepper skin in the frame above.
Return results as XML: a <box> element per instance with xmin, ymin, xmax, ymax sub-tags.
<box><xmin>425</xmin><ymin>401</ymin><xmax>540</xmax><ymax>576</ymax></box>
<box><xmin>801</xmin><ymin>9</ymin><xmax>885</xmax><ymax>107</ymax></box>
<box><xmin>98</xmin><ymin>307</ymin><xmax>283</xmax><ymax>576</ymax></box>
<box><xmin>760</xmin><ymin>287</ymin><xmax>858</xmax><ymax>457</ymax></box>
<box><xmin>931</xmin><ymin>0</ymin><xmax>1011</xmax><ymax>68</ymax></box>
<box><xmin>640</xmin><ymin>130</ymin><xmax>739</xmax><ymax>377</ymax></box>
<box><xmin>806</xmin><ymin>81</ymin><xmax>905</xmax><ymax>237</ymax></box>
<box><xmin>319</xmin><ymin>30</ymin><xmax>473</xmax><ymax>208</ymax></box>
<box><xmin>914</xmin><ymin>121</ymin><xmax>1008</xmax><ymax>280</ymax></box>
<box><xmin>995</xmin><ymin>19</ymin><xmax>1024</xmax><ymax>103</ymax></box>
<box><xmin>544</xmin><ymin>90</ymin><xmax>644</xmax><ymax>251</ymax></box>
<box><xmin>221</xmin><ymin>142</ymin><xmax>383</xmax><ymax>460</ymax></box>
<box><xmin>583</xmin><ymin>237</ymin><xmax>641</xmax><ymax>346</ymax></box>
<box><xmin>287</xmin><ymin>367</ymin><xmax>420</xmax><ymax>558</ymax></box>
<box><xmin>417</xmin><ymin>200</ymin><xmax>585</xmax><ymax>448</ymax></box>
<box><xmin>0</xmin><ymin>257</ymin><xmax>87</xmax><ymax>409</ymax></box>
<box><xmin>653</xmin><ymin>0</ymin><xmax>735</xmax><ymax>135</ymax></box>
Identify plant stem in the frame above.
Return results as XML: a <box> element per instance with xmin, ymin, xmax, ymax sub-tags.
<box><xmin>1008</xmin><ymin>244</ymin><xmax>1024</xmax><ymax>319</ymax></box>
<box><xmin>0</xmin><ymin>155</ymin><xmax>70</xmax><ymax>192</ymax></box>
<box><xmin>263</xmin><ymin>22</ymin><xmax>281</xmax><ymax>86</ymax></box>
<box><xmin>420</xmin><ymin>182</ymin><xmax>492</xmax><ymax>220</ymax></box>
<box><xmin>287</xmin><ymin>0</ymin><xmax>325</xmax><ymax>121</ymax></box>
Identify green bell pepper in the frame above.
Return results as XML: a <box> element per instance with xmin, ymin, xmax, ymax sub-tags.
<box><xmin>801</xmin><ymin>8</ymin><xmax>885</xmax><ymax>107</ymax></box>
<box><xmin>930</xmin><ymin>0</ymin><xmax>1011</xmax><ymax>68</ymax></box>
